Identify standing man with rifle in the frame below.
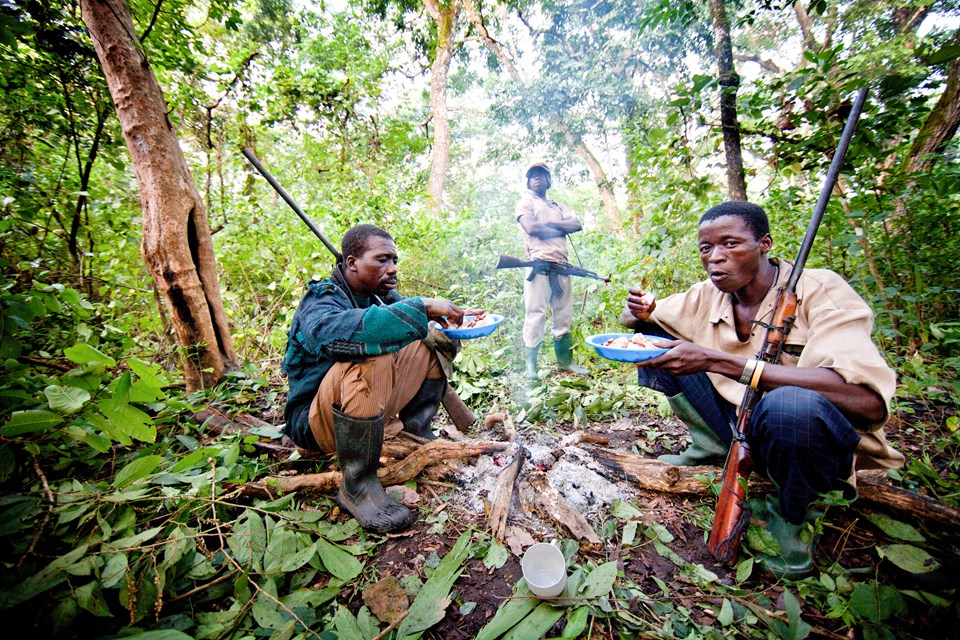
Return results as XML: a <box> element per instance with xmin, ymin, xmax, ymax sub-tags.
<box><xmin>619</xmin><ymin>200</ymin><xmax>904</xmax><ymax>578</ymax></box>
<box><xmin>516</xmin><ymin>162</ymin><xmax>588</xmax><ymax>380</ymax></box>
<box><xmin>283</xmin><ymin>223</ymin><xmax>473</xmax><ymax>533</ymax></box>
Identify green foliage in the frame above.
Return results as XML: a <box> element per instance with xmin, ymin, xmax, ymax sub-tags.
<box><xmin>2</xmin><ymin>0</ymin><xmax>959</xmax><ymax>638</ymax></box>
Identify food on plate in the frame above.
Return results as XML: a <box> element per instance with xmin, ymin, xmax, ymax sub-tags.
<box><xmin>602</xmin><ymin>333</ymin><xmax>659</xmax><ymax>350</ymax></box>
<box><xmin>453</xmin><ymin>313</ymin><xmax>495</xmax><ymax>329</ymax></box>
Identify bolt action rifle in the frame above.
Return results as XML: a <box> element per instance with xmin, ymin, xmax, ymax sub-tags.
<box><xmin>707</xmin><ymin>87</ymin><xmax>869</xmax><ymax>564</ymax></box>
<box><xmin>241</xmin><ymin>148</ymin><xmax>476</xmax><ymax>430</ymax></box>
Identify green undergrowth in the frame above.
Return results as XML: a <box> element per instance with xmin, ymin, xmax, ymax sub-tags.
<box><xmin>1</xmin><ymin>283</ymin><xmax>958</xmax><ymax>639</ymax></box>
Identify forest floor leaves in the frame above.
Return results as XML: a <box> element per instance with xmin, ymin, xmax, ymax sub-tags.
<box><xmin>261</xmin><ymin>377</ymin><xmax>959</xmax><ymax>640</ymax></box>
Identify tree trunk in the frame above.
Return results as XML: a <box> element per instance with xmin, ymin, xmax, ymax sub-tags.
<box><xmin>79</xmin><ymin>0</ymin><xmax>236</xmax><ymax>391</ymax></box>
<box><xmin>892</xmin><ymin>28</ymin><xmax>960</xmax><ymax>231</ymax></box>
<box><xmin>708</xmin><ymin>0</ymin><xmax>747</xmax><ymax>201</ymax></box>
<box><xmin>555</xmin><ymin>120</ymin><xmax>622</xmax><ymax>229</ymax></box>
<box><xmin>901</xmin><ymin>35</ymin><xmax>960</xmax><ymax>177</ymax></box>
<box><xmin>425</xmin><ymin>0</ymin><xmax>462</xmax><ymax>211</ymax></box>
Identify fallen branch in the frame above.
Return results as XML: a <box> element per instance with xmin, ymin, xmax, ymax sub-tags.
<box><xmin>856</xmin><ymin>470</ymin><xmax>960</xmax><ymax>528</ymax></box>
<box><xmin>592</xmin><ymin>449</ymin><xmax>960</xmax><ymax>527</ymax></box>
<box><xmin>379</xmin><ymin>439</ymin><xmax>508</xmax><ymax>485</ymax></box>
<box><xmin>194</xmin><ymin>409</ymin><xmax>326</xmax><ymax>458</ymax></box>
<box><xmin>241</xmin><ymin>439</ymin><xmax>509</xmax><ymax>498</ymax></box>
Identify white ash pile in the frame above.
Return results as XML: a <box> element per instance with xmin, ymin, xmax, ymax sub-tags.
<box><xmin>443</xmin><ymin>413</ymin><xmax>639</xmax><ymax>550</ymax></box>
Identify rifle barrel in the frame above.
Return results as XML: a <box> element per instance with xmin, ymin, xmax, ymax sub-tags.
<box><xmin>241</xmin><ymin>148</ymin><xmax>342</xmax><ymax>261</ymax></box>
<box><xmin>788</xmin><ymin>87</ymin><xmax>868</xmax><ymax>290</ymax></box>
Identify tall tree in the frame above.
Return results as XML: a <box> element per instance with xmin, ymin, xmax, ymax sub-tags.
<box><xmin>709</xmin><ymin>0</ymin><xmax>747</xmax><ymax>200</ymax></box>
<box><xmin>425</xmin><ymin>0</ymin><xmax>462</xmax><ymax>209</ymax></box>
<box><xmin>79</xmin><ymin>0</ymin><xmax>236</xmax><ymax>391</ymax></box>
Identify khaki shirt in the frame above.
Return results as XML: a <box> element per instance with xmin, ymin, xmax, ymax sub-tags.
<box><xmin>515</xmin><ymin>190</ymin><xmax>578</xmax><ymax>262</ymax></box>
<box><xmin>650</xmin><ymin>258</ymin><xmax>904</xmax><ymax>470</ymax></box>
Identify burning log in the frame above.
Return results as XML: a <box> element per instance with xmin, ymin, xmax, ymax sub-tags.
<box><xmin>591</xmin><ymin>449</ymin><xmax>735</xmax><ymax>493</ymax></box>
<box><xmin>379</xmin><ymin>439</ymin><xmax>508</xmax><ymax>485</ymax></box>
<box><xmin>519</xmin><ymin>471</ymin><xmax>602</xmax><ymax>544</ymax></box>
<box><xmin>486</xmin><ymin>409</ymin><xmax>525</xmax><ymax>540</ymax></box>
<box><xmin>488</xmin><ymin>445</ymin><xmax>524</xmax><ymax>541</ymax></box>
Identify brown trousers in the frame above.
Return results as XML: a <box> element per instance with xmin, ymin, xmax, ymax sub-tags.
<box><xmin>308</xmin><ymin>340</ymin><xmax>443</xmax><ymax>453</ymax></box>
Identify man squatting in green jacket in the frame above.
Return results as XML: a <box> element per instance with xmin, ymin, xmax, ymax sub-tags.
<box><xmin>283</xmin><ymin>224</ymin><xmax>474</xmax><ymax>533</ymax></box>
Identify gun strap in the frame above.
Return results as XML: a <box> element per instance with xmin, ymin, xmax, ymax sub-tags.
<box><xmin>528</xmin><ymin>261</ymin><xmax>565</xmax><ymax>298</ymax></box>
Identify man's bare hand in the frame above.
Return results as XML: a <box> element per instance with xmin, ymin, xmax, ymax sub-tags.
<box><xmin>636</xmin><ymin>339</ymin><xmax>713</xmax><ymax>376</ymax></box>
<box><xmin>625</xmin><ymin>287</ymin><xmax>656</xmax><ymax>319</ymax></box>
<box><xmin>423</xmin><ymin>298</ymin><xmax>464</xmax><ymax>327</ymax></box>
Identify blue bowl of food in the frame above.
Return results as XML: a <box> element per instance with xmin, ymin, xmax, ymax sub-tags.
<box><xmin>586</xmin><ymin>333</ymin><xmax>671</xmax><ymax>363</ymax></box>
<box><xmin>440</xmin><ymin>314</ymin><xmax>505</xmax><ymax>339</ymax></box>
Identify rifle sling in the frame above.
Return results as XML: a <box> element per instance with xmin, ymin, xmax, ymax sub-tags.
<box><xmin>527</xmin><ymin>260</ymin><xmax>565</xmax><ymax>298</ymax></box>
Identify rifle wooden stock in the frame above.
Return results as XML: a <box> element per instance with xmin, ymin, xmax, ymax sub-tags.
<box><xmin>707</xmin><ymin>438</ymin><xmax>755</xmax><ymax>563</ymax></box>
<box><xmin>706</xmin><ymin>87</ymin><xmax>868</xmax><ymax>564</ymax></box>
<box><xmin>708</xmin><ymin>289</ymin><xmax>800</xmax><ymax>563</ymax></box>
<box><xmin>442</xmin><ymin>383</ymin><xmax>476</xmax><ymax>431</ymax></box>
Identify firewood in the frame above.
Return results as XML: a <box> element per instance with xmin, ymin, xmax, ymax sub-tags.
<box><xmin>379</xmin><ymin>439</ymin><xmax>508</xmax><ymax>485</ymax></box>
<box><xmin>591</xmin><ymin>448</ymin><xmax>960</xmax><ymax>527</ymax></box>
<box><xmin>488</xmin><ymin>444</ymin><xmax>524</xmax><ymax>541</ymax></box>
<box><xmin>856</xmin><ymin>470</ymin><xmax>960</xmax><ymax>528</ymax></box>
<box><xmin>519</xmin><ymin>471</ymin><xmax>602</xmax><ymax>544</ymax></box>
<box><xmin>591</xmin><ymin>449</ymin><xmax>735</xmax><ymax>493</ymax></box>
<box><xmin>241</xmin><ymin>439</ymin><xmax>509</xmax><ymax>498</ymax></box>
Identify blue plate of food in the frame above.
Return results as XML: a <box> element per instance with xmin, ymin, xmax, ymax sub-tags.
<box><xmin>586</xmin><ymin>333</ymin><xmax>671</xmax><ymax>363</ymax></box>
<box><xmin>440</xmin><ymin>313</ymin><xmax>505</xmax><ymax>339</ymax></box>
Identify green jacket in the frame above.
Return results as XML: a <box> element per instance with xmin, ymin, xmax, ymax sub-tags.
<box><xmin>282</xmin><ymin>272</ymin><xmax>428</xmax><ymax>442</ymax></box>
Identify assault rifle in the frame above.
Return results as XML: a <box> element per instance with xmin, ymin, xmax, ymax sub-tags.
<box><xmin>241</xmin><ymin>148</ymin><xmax>477</xmax><ymax>430</ymax></box>
<box><xmin>496</xmin><ymin>255</ymin><xmax>611</xmax><ymax>286</ymax></box>
<box><xmin>706</xmin><ymin>87</ymin><xmax>869</xmax><ymax>564</ymax></box>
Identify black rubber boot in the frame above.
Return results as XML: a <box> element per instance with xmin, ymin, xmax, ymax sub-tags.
<box><xmin>399</xmin><ymin>377</ymin><xmax>445</xmax><ymax>440</ymax></box>
<box><xmin>334</xmin><ymin>406</ymin><xmax>415</xmax><ymax>533</ymax></box>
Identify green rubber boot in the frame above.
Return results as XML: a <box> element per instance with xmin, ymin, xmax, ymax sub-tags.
<box><xmin>658</xmin><ymin>393</ymin><xmax>727</xmax><ymax>466</ymax></box>
<box><xmin>554</xmin><ymin>333</ymin><xmax>588</xmax><ymax>374</ymax></box>
<box><xmin>334</xmin><ymin>406</ymin><xmax>415</xmax><ymax>534</ymax></box>
<box><xmin>750</xmin><ymin>493</ymin><xmax>818</xmax><ymax>580</ymax></box>
<box><xmin>524</xmin><ymin>344</ymin><xmax>541</xmax><ymax>380</ymax></box>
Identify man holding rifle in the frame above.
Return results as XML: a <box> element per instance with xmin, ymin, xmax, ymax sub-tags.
<box><xmin>516</xmin><ymin>162</ymin><xmax>588</xmax><ymax>379</ymax></box>
<box><xmin>620</xmin><ymin>201</ymin><xmax>904</xmax><ymax>578</ymax></box>
<box><xmin>283</xmin><ymin>223</ymin><xmax>473</xmax><ymax>534</ymax></box>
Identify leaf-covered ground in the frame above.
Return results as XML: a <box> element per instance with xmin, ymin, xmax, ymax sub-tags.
<box><xmin>258</xmin><ymin>386</ymin><xmax>959</xmax><ymax>640</ymax></box>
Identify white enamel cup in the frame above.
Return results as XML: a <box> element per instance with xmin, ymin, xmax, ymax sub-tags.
<box><xmin>521</xmin><ymin>541</ymin><xmax>566</xmax><ymax>598</ymax></box>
